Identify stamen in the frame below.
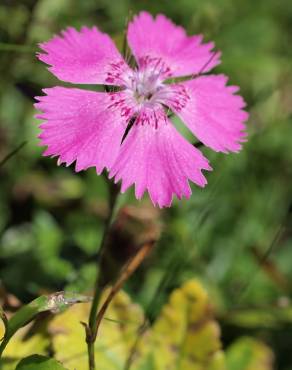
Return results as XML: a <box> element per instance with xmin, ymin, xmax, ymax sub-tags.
<box><xmin>118</xmin><ymin>55</ymin><xmax>175</xmax><ymax>129</ymax></box>
<box><xmin>136</xmin><ymin>107</ymin><xmax>167</xmax><ymax>128</ymax></box>
<box><xmin>155</xmin><ymin>85</ymin><xmax>190</xmax><ymax>112</ymax></box>
<box><xmin>107</xmin><ymin>92</ymin><xmax>134</xmax><ymax>120</ymax></box>
<box><xmin>138</xmin><ymin>56</ymin><xmax>172</xmax><ymax>79</ymax></box>
<box><xmin>105</xmin><ymin>61</ymin><xmax>128</xmax><ymax>85</ymax></box>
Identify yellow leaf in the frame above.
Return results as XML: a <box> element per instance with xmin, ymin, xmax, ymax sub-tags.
<box><xmin>0</xmin><ymin>325</ymin><xmax>49</xmax><ymax>370</ymax></box>
<box><xmin>50</xmin><ymin>289</ymin><xmax>144</xmax><ymax>370</ymax></box>
<box><xmin>139</xmin><ymin>279</ymin><xmax>226</xmax><ymax>370</ymax></box>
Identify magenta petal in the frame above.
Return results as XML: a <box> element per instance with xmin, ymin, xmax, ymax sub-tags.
<box><xmin>35</xmin><ymin>87</ymin><xmax>132</xmax><ymax>173</ymax></box>
<box><xmin>38</xmin><ymin>26</ymin><xmax>131</xmax><ymax>85</ymax></box>
<box><xmin>127</xmin><ymin>12</ymin><xmax>220</xmax><ymax>78</ymax></box>
<box><xmin>165</xmin><ymin>75</ymin><xmax>249</xmax><ymax>153</ymax></box>
<box><xmin>109</xmin><ymin>113</ymin><xmax>211</xmax><ymax>208</ymax></box>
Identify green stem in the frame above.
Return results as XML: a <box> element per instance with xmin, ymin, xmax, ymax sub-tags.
<box><xmin>0</xmin><ymin>338</ymin><xmax>9</xmax><ymax>357</ymax></box>
<box><xmin>86</xmin><ymin>180</ymin><xmax>119</xmax><ymax>370</ymax></box>
<box><xmin>0</xmin><ymin>141</ymin><xmax>27</xmax><ymax>168</ymax></box>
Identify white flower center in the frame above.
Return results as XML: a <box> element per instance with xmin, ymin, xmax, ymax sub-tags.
<box><xmin>129</xmin><ymin>69</ymin><xmax>164</xmax><ymax>106</ymax></box>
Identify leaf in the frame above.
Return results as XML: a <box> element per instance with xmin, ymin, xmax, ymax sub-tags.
<box><xmin>226</xmin><ymin>337</ymin><xmax>274</xmax><ymax>370</ymax></box>
<box><xmin>226</xmin><ymin>306</ymin><xmax>292</xmax><ymax>329</ymax></box>
<box><xmin>0</xmin><ymin>292</ymin><xmax>91</xmax><ymax>357</ymax></box>
<box><xmin>16</xmin><ymin>354</ymin><xmax>68</xmax><ymax>369</ymax></box>
<box><xmin>0</xmin><ymin>329</ymin><xmax>49</xmax><ymax>370</ymax></box>
<box><xmin>136</xmin><ymin>279</ymin><xmax>226</xmax><ymax>370</ymax></box>
<box><xmin>50</xmin><ymin>279</ymin><xmax>226</xmax><ymax>370</ymax></box>
<box><xmin>50</xmin><ymin>289</ymin><xmax>145</xmax><ymax>369</ymax></box>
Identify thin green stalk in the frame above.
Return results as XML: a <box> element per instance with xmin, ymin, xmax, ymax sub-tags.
<box><xmin>0</xmin><ymin>141</ymin><xmax>27</xmax><ymax>168</ymax></box>
<box><xmin>0</xmin><ymin>338</ymin><xmax>9</xmax><ymax>357</ymax></box>
<box><xmin>86</xmin><ymin>181</ymin><xmax>119</xmax><ymax>370</ymax></box>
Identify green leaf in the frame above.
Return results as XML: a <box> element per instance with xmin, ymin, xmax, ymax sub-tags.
<box><xmin>16</xmin><ymin>355</ymin><xmax>67</xmax><ymax>370</ymax></box>
<box><xmin>226</xmin><ymin>337</ymin><xmax>274</xmax><ymax>370</ymax></box>
<box><xmin>0</xmin><ymin>331</ymin><xmax>49</xmax><ymax>370</ymax></box>
<box><xmin>226</xmin><ymin>306</ymin><xmax>292</xmax><ymax>329</ymax></box>
<box><xmin>0</xmin><ymin>292</ymin><xmax>91</xmax><ymax>357</ymax></box>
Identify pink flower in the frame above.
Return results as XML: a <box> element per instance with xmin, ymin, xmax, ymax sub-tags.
<box><xmin>35</xmin><ymin>12</ymin><xmax>248</xmax><ymax>208</ymax></box>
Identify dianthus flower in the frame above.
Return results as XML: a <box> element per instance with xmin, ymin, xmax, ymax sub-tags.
<box><xmin>35</xmin><ymin>12</ymin><xmax>248</xmax><ymax>207</ymax></box>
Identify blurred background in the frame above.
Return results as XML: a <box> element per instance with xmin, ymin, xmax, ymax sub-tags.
<box><xmin>0</xmin><ymin>0</ymin><xmax>292</xmax><ymax>369</ymax></box>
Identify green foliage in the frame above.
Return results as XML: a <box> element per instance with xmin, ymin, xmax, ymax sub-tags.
<box><xmin>49</xmin><ymin>288</ymin><xmax>145</xmax><ymax>369</ymax></box>
<box><xmin>16</xmin><ymin>355</ymin><xmax>68</xmax><ymax>370</ymax></box>
<box><xmin>9</xmin><ymin>279</ymin><xmax>225</xmax><ymax>369</ymax></box>
<box><xmin>227</xmin><ymin>306</ymin><xmax>292</xmax><ymax>329</ymax></box>
<box><xmin>0</xmin><ymin>292</ymin><xmax>90</xmax><ymax>364</ymax></box>
<box><xmin>0</xmin><ymin>280</ymin><xmax>275</xmax><ymax>369</ymax></box>
<box><xmin>226</xmin><ymin>338</ymin><xmax>274</xmax><ymax>370</ymax></box>
<box><xmin>0</xmin><ymin>328</ymin><xmax>48</xmax><ymax>370</ymax></box>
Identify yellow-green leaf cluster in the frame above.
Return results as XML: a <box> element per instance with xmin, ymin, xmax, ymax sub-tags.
<box><xmin>137</xmin><ymin>280</ymin><xmax>225</xmax><ymax>370</ymax></box>
<box><xmin>0</xmin><ymin>325</ymin><xmax>48</xmax><ymax>370</ymax></box>
<box><xmin>50</xmin><ymin>289</ymin><xmax>144</xmax><ymax>369</ymax></box>
<box><xmin>0</xmin><ymin>280</ymin><xmax>275</xmax><ymax>370</ymax></box>
<box><xmin>50</xmin><ymin>280</ymin><xmax>226</xmax><ymax>370</ymax></box>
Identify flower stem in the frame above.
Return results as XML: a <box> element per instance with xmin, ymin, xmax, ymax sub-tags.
<box><xmin>93</xmin><ymin>240</ymin><xmax>155</xmax><ymax>338</ymax></box>
<box><xmin>87</xmin><ymin>237</ymin><xmax>155</xmax><ymax>370</ymax></box>
<box><xmin>86</xmin><ymin>180</ymin><xmax>119</xmax><ymax>370</ymax></box>
<box><xmin>0</xmin><ymin>141</ymin><xmax>27</xmax><ymax>168</ymax></box>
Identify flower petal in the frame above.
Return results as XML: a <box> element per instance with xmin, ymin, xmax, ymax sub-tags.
<box><xmin>35</xmin><ymin>87</ymin><xmax>134</xmax><ymax>173</ymax></box>
<box><xmin>163</xmin><ymin>75</ymin><xmax>249</xmax><ymax>153</ymax></box>
<box><xmin>109</xmin><ymin>109</ymin><xmax>211</xmax><ymax>208</ymax></box>
<box><xmin>38</xmin><ymin>26</ymin><xmax>131</xmax><ymax>85</ymax></box>
<box><xmin>127</xmin><ymin>12</ymin><xmax>220</xmax><ymax>78</ymax></box>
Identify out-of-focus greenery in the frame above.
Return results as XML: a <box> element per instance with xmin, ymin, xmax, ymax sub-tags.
<box><xmin>0</xmin><ymin>0</ymin><xmax>292</xmax><ymax>369</ymax></box>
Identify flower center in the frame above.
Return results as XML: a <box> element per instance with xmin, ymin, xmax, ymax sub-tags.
<box><xmin>125</xmin><ymin>56</ymin><xmax>173</xmax><ymax>107</ymax></box>
<box><xmin>130</xmin><ymin>69</ymin><xmax>163</xmax><ymax>105</ymax></box>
